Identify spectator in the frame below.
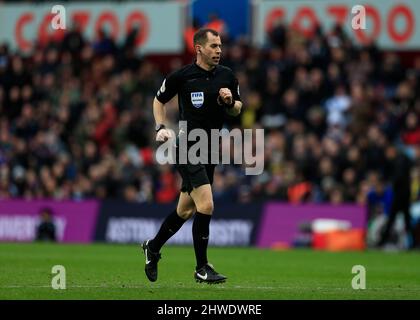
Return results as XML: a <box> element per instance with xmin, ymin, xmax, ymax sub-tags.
<box><xmin>35</xmin><ymin>207</ymin><xmax>57</xmax><ymax>242</ymax></box>
<box><xmin>366</xmin><ymin>171</ymin><xmax>393</xmax><ymax>221</ymax></box>
<box><xmin>0</xmin><ymin>21</ymin><xmax>418</xmax><ymax>218</ymax></box>
<box><xmin>377</xmin><ymin>146</ymin><xmax>414</xmax><ymax>248</ymax></box>
<box><xmin>401</xmin><ymin>112</ymin><xmax>420</xmax><ymax>146</ymax></box>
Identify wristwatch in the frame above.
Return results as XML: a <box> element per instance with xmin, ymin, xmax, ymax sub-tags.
<box><xmin>155</xmin><ymin>123</ymin><xmax>166</xmax><ymax>132</ymax></box>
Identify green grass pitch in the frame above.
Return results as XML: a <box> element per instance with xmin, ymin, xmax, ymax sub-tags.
<box><xmin>0</xmin><ymin>243</ymin><xmax>419</xmax><ymax>300</ymax></box>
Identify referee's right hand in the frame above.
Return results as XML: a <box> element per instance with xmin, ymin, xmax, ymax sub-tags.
<box><xmin>156</xmin><ymin>128</ymin><xmax>173</xmax><ymax>142</ymax></box>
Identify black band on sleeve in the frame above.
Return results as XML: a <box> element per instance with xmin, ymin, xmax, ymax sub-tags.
<box><xmin>217</xmin><ymin>96</ymin><xmax>235</xmax><ymax>109</ymax></box>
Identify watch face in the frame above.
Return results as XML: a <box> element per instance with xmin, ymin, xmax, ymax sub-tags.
<box><xmin>156</xmin><ymin>124</ymin><xmax>165</xmax><ymax>131</ymax></box>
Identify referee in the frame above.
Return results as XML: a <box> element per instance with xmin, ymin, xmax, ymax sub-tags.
<box><xmin>142</xmin><ymin>28</ymin><xmax>242</xmax><ymax>284</ymax></box>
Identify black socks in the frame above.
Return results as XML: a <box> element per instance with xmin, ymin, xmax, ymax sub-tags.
<box><xmin>192</xmin><ymin>212</ymin><xmax>212</xmax><ymax>270</ymax></box>
<box><xmin>149</xmin><ymin>210</ymin><xmax>186</xmax><ymax>252</ymax></box>
<box><xmin>148</xmin><ymin>209</ymin><xmax>212</xmax><ymax>270</ymax></box>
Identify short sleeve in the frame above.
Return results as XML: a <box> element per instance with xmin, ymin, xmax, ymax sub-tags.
<box><xmin>155</xmin><ymin>70</ymin><xmax>181</xmax><ymax>104</ymax></box>
<box><xmin>230</xmin><ymin>74</ymin><xmax>241</xmax><ymax>102</ymax></box>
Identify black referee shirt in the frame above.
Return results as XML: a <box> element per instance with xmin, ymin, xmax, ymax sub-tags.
<box><xmin>156</xmin><ymin>62</ymin><xmax>241</xmax><ymax>134</ymax></box>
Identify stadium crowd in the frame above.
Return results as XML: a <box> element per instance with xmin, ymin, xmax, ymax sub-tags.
<box><xmin>0</xmin><ymin>22</ymin><xmax>420</xmax><ymax>220</ymax></box>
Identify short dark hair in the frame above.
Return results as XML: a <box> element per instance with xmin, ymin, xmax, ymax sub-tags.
<box><xmin>40</xmin><ymin>207</ymin><xmax>54</xmax><ymax>216</ymax></box>
<box><xmin>193</xmin><ymin>28</ymin><xmax>219</xmax><ymax>46</ymax></box>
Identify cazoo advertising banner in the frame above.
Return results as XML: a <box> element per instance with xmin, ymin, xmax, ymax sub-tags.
<box><xmin>0</xmin><ymin>2</ymin><xmax>185</xmax><ymax>54</ymax></box>
<box><xmin>253</xmin><ymin>0</ymin><xmax>420</xmax><ymax>49</ymax></box>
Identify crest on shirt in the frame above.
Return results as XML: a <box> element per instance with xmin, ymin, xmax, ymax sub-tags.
<box><xmin>191</xmin><ymin>92</ymin><xmax>204</xmax><ymax>108</ymax></box>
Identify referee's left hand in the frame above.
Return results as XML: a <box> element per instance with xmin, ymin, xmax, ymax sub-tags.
<box><xmin>219</xmin><ymin>88</ymin><xmax>233</xmax><ymax>105</ymax></box>
<box><xmin>156</xmin><ymin>128</ymin><xmax>173</xmax><ymax>142</ymax></box>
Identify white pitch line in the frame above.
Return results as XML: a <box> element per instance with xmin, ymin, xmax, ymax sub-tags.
<box><xmin>1</xmin><ymin>285</ymin><xmax>420</xmax><ymax>292</ymax></box>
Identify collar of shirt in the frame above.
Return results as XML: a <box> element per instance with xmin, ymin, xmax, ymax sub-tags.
<box><xmin>194</xmin><ymin>62</ymin><xmax>219</xmax><ymax>76</ymax></box>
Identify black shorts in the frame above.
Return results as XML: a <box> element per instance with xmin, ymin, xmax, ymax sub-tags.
<box><xmin>175</xmin><ymin>163</ymin><xmax>216</xmax><ymax>194</ymax></box>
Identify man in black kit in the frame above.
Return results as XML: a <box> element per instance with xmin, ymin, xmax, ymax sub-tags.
<box><xmin>377</xmin><ymin>145</ymin><xmax>414</xmax><ymax>249</ymax></box>
<box><xmin>142</xmin><ymin>29</ymin><xmax>242</xmax><ymax>284</ymax></box>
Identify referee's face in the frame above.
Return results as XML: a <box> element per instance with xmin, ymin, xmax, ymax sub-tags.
<box><xmin>200</xmin><ymin>33</ymin><xmax>222</xmax><ymax>68</ymax></box>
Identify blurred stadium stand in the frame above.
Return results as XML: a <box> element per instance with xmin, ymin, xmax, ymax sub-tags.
<box><xmin>0</xmin><ymin>0</ymin><xmax>419</xmax><ymax>248</ymax></box>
